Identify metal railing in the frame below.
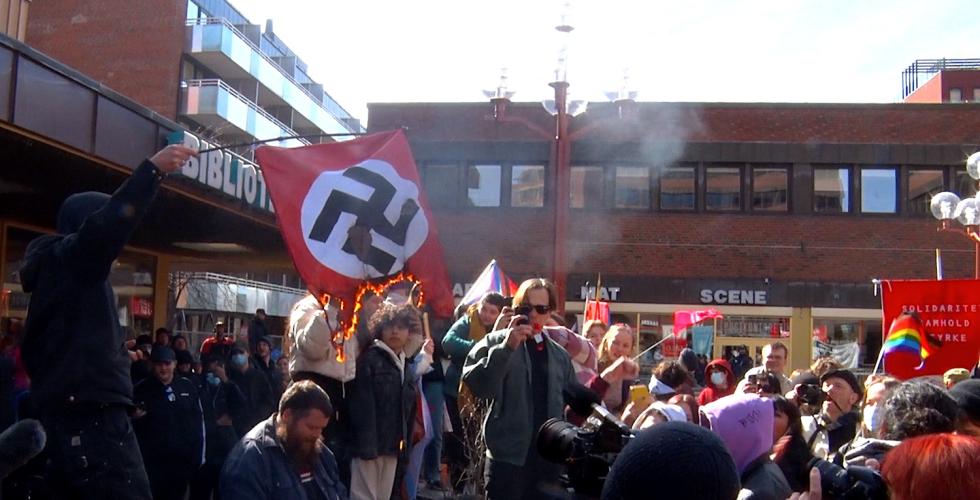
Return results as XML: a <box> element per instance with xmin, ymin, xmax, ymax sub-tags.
<box><xmin>183</xmin><ymin>78</ymin><xmax>311</xmax><ymax>145</ymax></box>
<box><xmin>186</xmin><ymin>17</ymin><xmax>362</xmax><ymax>132</ymax></box>
<box><xmin>185</xmin><ymin>272</ymin><xmax>307</xmax><ymax>295</ymax></box>
<box><xmin>902</xmin><ymin>58</ymin><xmax>980</xmax><ymax>99</ymax></box>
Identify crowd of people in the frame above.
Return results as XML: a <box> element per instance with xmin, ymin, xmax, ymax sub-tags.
<box><xmin>0</xmin><ymin>146</ymin><xmax>979</xmax><ymax>499</ymax></box>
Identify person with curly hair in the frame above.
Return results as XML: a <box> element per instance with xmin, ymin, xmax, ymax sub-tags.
<box><xmin>348</xmin><ymin>302</ymin><xmax>422</xmax><ymax>500</ymax></box>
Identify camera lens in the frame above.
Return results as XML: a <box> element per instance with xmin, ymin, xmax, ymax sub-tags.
<box><xmin>536</xmin><ymin>418</ymin><xmax>581</xmax><ymax>463</ymax></box>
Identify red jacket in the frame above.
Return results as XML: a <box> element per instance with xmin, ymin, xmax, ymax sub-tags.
<box><xmin>697</xmin><ymin>359</ymin><xmax>736</xmax><ymax>406</ymax></box>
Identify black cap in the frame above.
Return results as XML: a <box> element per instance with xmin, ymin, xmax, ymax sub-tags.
<box><xmin>820</xmin><ymin>368</ymin><xmax>863</xmax><ymax>400</ymax></box>
<box><xmin>949</xmin><ymin>379</ymin><xmax>980</xmax><ymax>421</ymax></box>
<box><xmin>256</xmin><ymin>336</ymin><xmax>272</xmax><ymax>347</ymax></box>
<box><xmin>150</xmin><ymin>346</ymin><xmax>176</xmax><ymax>363</ymax></box>
<box><xmin>135</xmin><ymin>334</ymin><xmax>153</xmax><ymax>346</ymax></box>
<box><xmin>791</xmin><ymin>370</ymin><xmax>819</xmax><ymax>387</ymax></box>
<box><xmin>175</xmin><ymin>349</ymin><xmax>194</xmax><ymax>365</ymax></box>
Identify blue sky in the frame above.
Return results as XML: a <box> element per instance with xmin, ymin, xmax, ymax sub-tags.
<box><xmin>229</xmin><ymin>0</ymin><xmax>978</xmax><ymax>123</ymax></box>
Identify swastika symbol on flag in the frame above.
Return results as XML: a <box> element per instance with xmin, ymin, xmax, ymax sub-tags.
<box><xmin>300</xmin><ymin>160</ymin><xmax>428</xmax><ymax>279</ymax></box>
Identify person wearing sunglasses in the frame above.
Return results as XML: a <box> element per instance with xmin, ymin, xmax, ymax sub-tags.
<box><xmin>462</xmin><ymin>278</ymin><xmax>588</xmax><ymax>500</ymax></box>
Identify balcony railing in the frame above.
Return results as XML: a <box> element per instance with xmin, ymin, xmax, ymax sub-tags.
<box><xmin>186</xmin><ymin>17</ymin><xmax>361</xmax><ymax>135</ymax></box>
<box><xmin>182</xmin><ymin>78</ymin><xmax>309</xmax><ymax>146</ymax></box>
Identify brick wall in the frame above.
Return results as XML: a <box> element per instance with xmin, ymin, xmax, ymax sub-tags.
<box><xmin>26</xmin><ymin>0</ymin><xmax>186</xmax><ymax>119</ymax></box>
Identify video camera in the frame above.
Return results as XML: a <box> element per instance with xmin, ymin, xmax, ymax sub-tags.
<box><xmin>536</xmin><ymin>404</ymin><xmax>634</xmax><ymax>497</ymax></box>
<box><xmin>808</xmin><ymin>458</ymin><xmax>888</xmax><ymax>500</ymax></box>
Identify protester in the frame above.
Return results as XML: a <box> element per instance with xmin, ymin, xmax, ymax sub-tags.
<box><xmin>462</xmin><ymin>278</ymin><xmax>585</xmax><ymax>500</ymax></box>
<box><xmin>276</xmin><ymin>356</ymin><xmax>290</xmax><ymax>393</ymax></box>
<box><xmin>201</xmin><ymin>321</ymin><xmax>235</xmax><ymax>362</ymax></box>
<box><xmin>588</xmin><ymin>324</ymin><xmax>639</xmax><ymax>414</ymax></box>
<box><xmin>348</xmin><ymin>302</ymin><xmax>421</xmax><ymax>500</ymax></box>
<box><xmin>288</xmin><ymin>293</ymin><xmax>377</xmax><ymax>489</ymax></box>
<box><xmin>942</xmin><ymin>367</ymin><xmax>970</xmax><ymax>389</ymax></box>
<box><xmin>881</xmin><ymin>433</ymin><xmax>980</xmax><ymax>500</ymax></box>
<box><xmin>648</xmin><ymin>359</ymin><xmax>694</xmax><ymax>398</ymax></box>
<box><xmin>771</xmin><ymin>396</ymin><xmax>812</xmax><ymax>493</ymax></box>
<box><xmin>948</xmin><ymin>378</ymin><xmax>980</xmax><ymax>437</ymax></box>
<box><xmin>844</xmin><ymin>380</ymin><xmax>957</xmax><ymax>468</ymax></box>
<box><xmin>543</xmin><ymin>315</ymin><xmax>598</xmax><ymax>385</ymax></box>
<box><xmin>248</xmin><ymin>309</ymin><xmax>272</xmax><ymax>354</ymax></box>
<box><xmin>132</xmin><ymin>346</ymin><xmax>206</xmax><ymax>500</ymax></box>
<box><xmin>582</xmin><ymin>319</ymin><xmax>607</xmax><ymax>351</ymax></box>
<box><xmin>131</xmin><ymin>333</ymin><xmax>155</xmax><ymax>385</ymax></box>
<box><xmin>679</xmin><ymin>347</ymin><xmax>703</xmax><ymax>387</ymax></box>
<box><xmin>801</xmin><ymin>368</ymin><xmax>862</xmax><ymax>462</ymax></box>
<box><xmin>220</xmin><ymin>380</ymin><xmax>346</xmax><ymax>499</ymax></box>
<box><xmin>154</xmin><ymin>327</ymin><xmax>172</xmax><ymax>348</ymax></box>
<box><xmin>252</xmin><ymin>336</ymin><xmax>282</xmax><ymax>399</ymax></box>
<box><xmin>701</xmin><ymin>394</ymin><xmax>792</xmax><ymax>500</ymax></box>
<box><xmin>729</xmin><ymin>345</ymin><xmax>753</xmax><ymax>380</ymax></box>
<box><xmin>859</xmin><ymin>375</ymin><xmax>900</xmax><ymax>438</ymax></box>
<box><xmin>176</xmin><ymin>348</ymin><xmax>203</xmax><ymax>389</ymax></box>
<box><xmin>698</xmin><ymin>359</ymin><xmax>737</xmax><ymax>405</ymax></box>
<box><xmin>631</xmin><ymin>401</ymin><xmax>688</xmax><ymax>430</ymax></box>
<box><xmin>18</xmin><ymin>144</ymin><xmax>195</xmax><ymax>499</ymax></box>
<box><xmin>602</xmin><ymin>421</ymin><xmax>741</xmax><ymax>500</ymax></box>
<box><xmin>191</xmin><ymin>356</ymin><xmax>247</xmax><ymax>500</ymax></box>
<box><xmin>228</xmin><ymin>346</ymin><xmax>276</xmax><ymax>436</ymax></box>
<box><xmin>173</xmin><ymin>334</ymin><xmax>190</xmax><ymax>352</ymax></box>
<box><xmin>737</xmin><ymin>342</ymin><xmax>792</xmax><ymax>395</ymax></box>
<box><xmin>420</xmin><ymin>316</ymin><xmax>451</xmax><ymax>493</ymax></box>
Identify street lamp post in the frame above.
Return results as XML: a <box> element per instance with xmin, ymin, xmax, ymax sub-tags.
<box><xmin>930</xmin><ymin>152</ymin><xmax>980</xmax><ymax>278</ymax></box>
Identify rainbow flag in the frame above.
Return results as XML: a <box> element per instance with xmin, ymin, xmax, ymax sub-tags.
<box><xmin>458</xmin><ymin>260</ymin><xmax>518</xmax><ymax>307</ymax></box>
<box><xmin>883</xmin><ymin>313</ymin><xmax>938</xmax><ymax>369</ymax></box>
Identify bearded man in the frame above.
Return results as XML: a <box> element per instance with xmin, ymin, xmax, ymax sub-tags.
<box><xmin>220</xmin><ymin>380</ymin><xmax>346</xmax><ymax>499</ymax></box>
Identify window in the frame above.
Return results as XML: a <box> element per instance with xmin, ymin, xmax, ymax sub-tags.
<box><xmin>614</xmin><ymin>166</ymin><xmax>650</xmax><ymax>209</ymax></box>
<box><xmin>511</xmin><ymin>165</ymin><xmax>545</xmax><ymax>207</ymax></box>
<box><xmin>571</xmin><ymin>166</ymin><xmax>604</xmax><ymax>208</ymax></box>
<box><xmin>907</xmin><ymin>169</ymin><xmax>945</xmax><ymax>215</ymax></box>
<box><xmin>660</xmin><ymin>165</ymin><xmax>695</xmax><ymax>210</ymax></box>
<box><xmin>751</xmin><ymin>166</ymin><xmax>788</xmax><ymax>212</ymax></box>
<box><xmin>956</xmin><ymin>170</ymin><xmax>978</xmax><ymax>199</ymax></box>
<box><xmin>950</xmin><ymin>88</ymin><xmax>962</xmax><ymax>103</ymax></box>
<box><xmin>974</xmin><ymin>88</ymin><xmax>980</xmax><ymax>102</ymax></box>
<box><xmin>187</xmin><ymin>1</ymin><xmax>201</xmax><ymax>20</ymax></box>
<box><xmin>705</xmin><ymin>165</ymin><xmax>742</xmax><ymax>211</ymax></box>
<box><xmin>814</xmin><ymin>167</ymin><xmax>850</xmax><ymax>213</ymax></box>
<box><xmin>466</xmin><ymin>164</ymin><xmax>501</xmax><ymax>207</ymax></box>
<box><xmin>861</xmin><ymin>168</ymin><xmax>897</xmax><ymax>213</ymax></box>
<box><xmin>420</xmin><ymin>164</ymin><xmax>458</xmax><ymax>208</ymax></box>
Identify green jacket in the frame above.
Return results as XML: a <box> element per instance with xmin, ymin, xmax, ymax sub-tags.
<box><xmin>441</xmin><ymin>313</ymin><xmax>480</xmax><ymax>398</ymax></box>
<box><xmin>462</xmin><ymin>329</ymin><xmax>577</xmax><ymax>466</ymax></box>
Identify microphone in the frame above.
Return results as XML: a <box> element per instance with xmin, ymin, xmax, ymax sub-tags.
<box><xmin>0</xmin><ymin>419</ymin><xmax>47</xmax><ymax>480</ymax></box>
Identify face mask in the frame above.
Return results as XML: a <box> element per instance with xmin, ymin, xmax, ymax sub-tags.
<box><xmin>732</xmin><ymin>351</ymin><xmax>741</xmax><ymax>358</ymax></box>
<box><xmin>231</xmin><ymin>354</ymin><xmax>248</xmax><ymax>367</ymax></box>
<box><xmin>206</xmin><ymin>372</ymin><xmax>220</xmax><ymax>387</ymax></box>
<box><xmin>863</xmin><ymin>405</ymin><xmax>880</xmax><ymax>434</ymax></box>
<box><xmin>710</xmin><ymin>371</ymin><xmax>727</xmax><ymax>386</ymax></box>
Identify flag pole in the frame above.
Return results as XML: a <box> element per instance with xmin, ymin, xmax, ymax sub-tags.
<box><xmin>936</xmin><ymin>249</ymin><xmax>943</xmax><ymax>280</ymax></box>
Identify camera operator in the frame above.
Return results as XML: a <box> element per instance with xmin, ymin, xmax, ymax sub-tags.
<box><xmin>462</xmin><ymin>278</ymin><xmax>587</xmax><ymax>500</ymax></box>
<box><xmin>800</xmin><ymin>369</ymin><xmax>862</xmax><ymax>463</ymax></box>
<box><xmin>736</xmin><ymin>342</ymin><xmax>792</xmax><ymax>395</ymax></box>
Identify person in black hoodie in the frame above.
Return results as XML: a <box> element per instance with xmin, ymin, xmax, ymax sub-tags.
<box><xmin>229</xmin><ymin>346</ymin><xmax>276</xmax><ymax>436</ymax></box>
<box><xmin>18</xmin><ymin>144</ymin><xmax>195</xmax><ymax>500</ymax></box>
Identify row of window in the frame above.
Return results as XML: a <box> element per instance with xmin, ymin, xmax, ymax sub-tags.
<box><xmin>419</xmin><ymin>162</ymin><xmax>976</xmax><ymax>215</ymax></box>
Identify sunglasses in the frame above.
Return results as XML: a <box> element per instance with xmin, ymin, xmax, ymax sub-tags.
<box><xmin>516</xmin><ymin>304</ymin><xmax>552</xmax><ymax>315</ymax></box>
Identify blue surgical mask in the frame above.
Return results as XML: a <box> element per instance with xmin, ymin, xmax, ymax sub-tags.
<box><xmin>206</xmin><ymin>372</ymin><xmax>220</xmax><ymax>387</ymax></box>
<box><xmin>231</xmin><ymin>354</ymin><xmax>248</xmax><ymax>367</ymax></box>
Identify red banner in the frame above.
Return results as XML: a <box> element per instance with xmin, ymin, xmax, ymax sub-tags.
<box><xmin>255</xmin><ymin>130</ymin><xmax>454</xmax><ymax>327</ymax></box>
<box><xmin>131</xmin><ymin>297</ymin><xmax>153</xmax><ymax>319</ymax></box>
<box><xmin>673</xmin><ymin>308</ymin><xmax>723</xmax><ymax>337</ymax></box>
<box><xmin>881</xmin><ymin>279</ymin><xmax>980</xmax><ymax>379</ymax></box>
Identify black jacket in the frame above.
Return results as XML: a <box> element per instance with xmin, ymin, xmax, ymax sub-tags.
<box><xmin>20</xmin><ymin>160</ymin><xmax>163</xmax><ymax>411</ymax></box>
<box><xmin>132</xmin><ymin>375</ymin><xmax>205</xmax><ymax>471</ymax></box>
<box><xmin>201</xmin><ymin>379</ymin><xmax>248</xmax><ymax>465</ymax></box>
<box><xmin>349</xmin><ymin>343</ymin><xmax>417</xmax><ymax>459</ymax></box>
<box><xmin>230</xmin><ymin>366</ymin><xmax>277</xmax><ymax>437</ymax></box>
